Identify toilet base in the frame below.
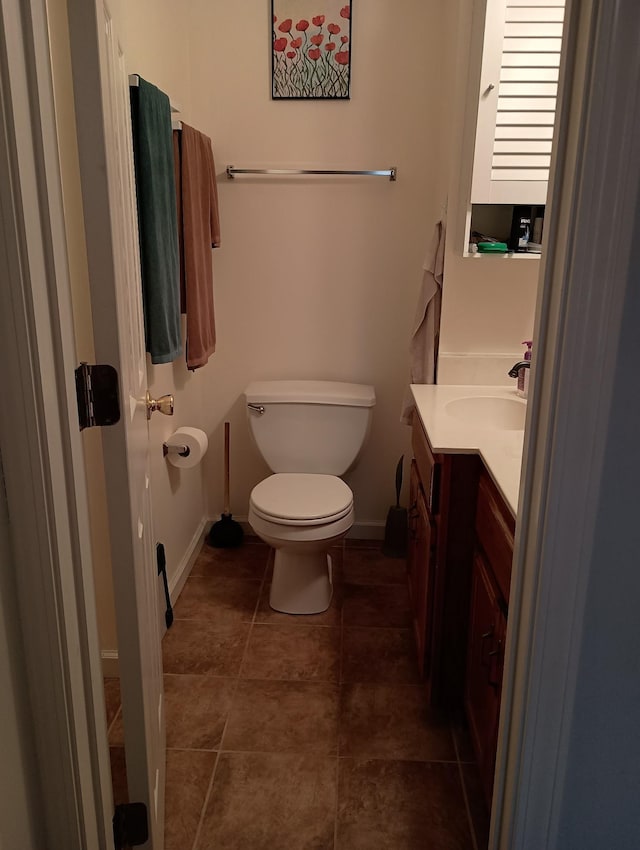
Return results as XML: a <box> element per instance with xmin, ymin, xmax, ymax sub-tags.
<box><xmin>270</xmin><ymin>550</ymin><xmax>334</xmax><ymax>615</ymax></box>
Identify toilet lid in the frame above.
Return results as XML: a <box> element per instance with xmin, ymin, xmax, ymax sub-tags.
<box><xmin>250</xmin><ymin>473</ymin><xmax>353</xmax><ymax>526</ymax></box>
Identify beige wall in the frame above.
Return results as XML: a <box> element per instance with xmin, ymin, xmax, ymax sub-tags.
<box><xmin>187</xmin><ymin>0</ymin><xmax>450</xmax><ymax>526</ymax></box>
<box><xmin>438</xmin><ymin>0</ymin><xmax>540</xmax><ymax>385</ymax></box>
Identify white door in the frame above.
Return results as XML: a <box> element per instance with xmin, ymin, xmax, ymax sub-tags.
<box><xmin>67</xmin><ymin>2</ymin><xmax>166</xmax><ymax>847</ymax></box>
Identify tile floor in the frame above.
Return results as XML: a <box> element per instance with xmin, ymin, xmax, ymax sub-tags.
<box><xmin>106</xmin><ymin>538</ymin><xmax>489</xmax><ymax>849</ymax></box>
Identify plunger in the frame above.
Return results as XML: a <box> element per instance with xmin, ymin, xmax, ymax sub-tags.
<box><xmin>207</xmin><ymin>421</ymin><xmax>244</xmax><ymax>548</ymax></box>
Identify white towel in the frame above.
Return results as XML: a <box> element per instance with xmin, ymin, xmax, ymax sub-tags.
<box><xmin>401</xmin><ymin>220</ymin><xmax>446</xmax><ymax>424</ymax></box>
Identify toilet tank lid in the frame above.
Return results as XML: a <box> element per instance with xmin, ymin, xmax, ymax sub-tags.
<box><xmin>245</xmin><ymin>380</ymin><xmax>376</xmax><ymax>407</ymax></box>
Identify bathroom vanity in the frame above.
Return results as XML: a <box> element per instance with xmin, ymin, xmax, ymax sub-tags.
<box><xmin>408</xmin><ymin>385</ymin><xmax>524</xmax><ymax>808</ymax></box>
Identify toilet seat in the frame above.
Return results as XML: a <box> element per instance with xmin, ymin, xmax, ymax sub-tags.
<box><xmin>250</xmin><ymin>473</ymin><xmax>353</xmax><ymax>527</ymax></box>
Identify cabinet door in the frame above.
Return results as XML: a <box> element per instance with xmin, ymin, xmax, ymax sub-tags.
<box><xmin>472</xmin><ymin>0</ymin><xmax>565</xmax><ymax>205</ymax></box>
<box><xmin>465</xmin><ymin>550</ymin><xmax>505</xmax><ymax>808</ymax></box>
<box><xmin>475</xmin><ymin>470</ymin><xmax>515</xmax><ymax>602</ymax></box>
<box><xmin>408</xmin><ymin>463</ymin><xmax>437</xmax><ymax>680</ymax></box>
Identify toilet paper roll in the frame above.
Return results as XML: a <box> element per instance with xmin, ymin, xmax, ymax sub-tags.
<box><xmin>164</xmin><ymin>427</ymin><xmax>208</xmax><ymax>469</ymax></box>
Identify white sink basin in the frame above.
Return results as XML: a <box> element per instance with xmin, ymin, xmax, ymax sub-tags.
<box><xmin>445</xmin><ymin>396</ymin><xmax>526</xmax><ymax>431</ymax></box>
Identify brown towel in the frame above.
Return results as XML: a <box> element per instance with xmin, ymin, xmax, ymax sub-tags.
<box><xmin>173</xmin><ymin>123</ymin><xmax>221</xmax><ymax>370</ymax></box>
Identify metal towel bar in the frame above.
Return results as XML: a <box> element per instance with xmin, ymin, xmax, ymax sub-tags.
<box><xmin>226</xmin><ymin>165</ymin><xmax>397</xmax><ymax>182</ymax></box>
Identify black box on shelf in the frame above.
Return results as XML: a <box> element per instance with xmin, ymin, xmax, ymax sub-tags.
<box><xmin>509</xmin><ymin>206</ymin><xmax>532</xmax><ymax>252</ymax></box>
<box><xmin>509</xmin><ymin>205</ymin><xmax>544</xmax><ymax>252</ymax></box>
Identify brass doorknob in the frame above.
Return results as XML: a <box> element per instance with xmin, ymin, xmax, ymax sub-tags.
<box><xmin>146</xmin><ymin>390</ymin><xmax>174</xmax><ymax>420</ymax></box>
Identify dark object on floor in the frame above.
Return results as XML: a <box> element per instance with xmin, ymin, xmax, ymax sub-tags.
<box><xmin>113</xmin><ymin>801</ymin><xmax>149</xmax><ymax>849</ymax></box>
<box><xmin>208</xmin><ymin>421</ymin><xmax>244</xmax><ymax>548</ymax></box>
<box><xmin>156</xmin><ymin>542</ymin><xmax>174</xmax><ymax>629</ymax></box>
<box><xmin>382</xmin><ymin>455</ymin><xmax>408</xmax><ymax>557</ymax></box>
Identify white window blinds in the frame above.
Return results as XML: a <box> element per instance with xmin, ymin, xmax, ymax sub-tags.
<box><xmin>472</xmin><ymin>0</ymin><xmax>566</xmax><ymax>205</ymax></box>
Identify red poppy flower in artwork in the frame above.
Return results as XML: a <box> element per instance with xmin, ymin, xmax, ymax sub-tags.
<box><xmin>287</xmin><ymin>50</ymin><xmax>296</xmax><ymax>58</ymax></box>
<box><xmin>290</xmin><ymin>37</ymin><xmax>302</xmax><ymax>48</ymax></box>
<box><xmin>326</xmin><ymin>42</ymin><xmax>336</xmax><ymax>51</ymax></box>
<box><xmin>308</xmin><ymin>48</ymin><xmax>321</xmax><ymax>61</ymax></box>
<box><xmin>273</xmin><ymin>37</ymin><xmax>288</xmax><ymax>52</ymax></box>
<box><xmin>273</xmin><ymin>15</ymin><xmax>277</xmax><ymax>22</ymax></box>
<box><xmin>335</xmin><ymin>50</ymin><xmax>349</xmax><ymax>65</ymax></box>
<box><xmin>340</xmin><ymin>5</ymin><xmax>350</xmax><ymax>19</ymax></box>
<box><xmin>296</xmin><ymin>19</ymin><xmax>309</xmax><ymax>31</ymax></box>
<box><xmin>312</xmin><ymin>15</ymin><xmax>325</xmax><ymax>26</ymax></box>
<box><xmin>278</xmin><ymin>18</ymin><xmax>292</xmax><ymax>32</ymax></box>
<box><xmin>310</xmin><ymin>33</ymin><xmax>324</xmax><ymax>45</ymax></box>
<box><xmin>341</xmin><ymin>35</ymin><xmax>349</xmax><ymax>43</ymax></box>
<box><xmin>328</xmin><ymin>23</ymin><xmax>340</xmax><ymax>34</ymax></box>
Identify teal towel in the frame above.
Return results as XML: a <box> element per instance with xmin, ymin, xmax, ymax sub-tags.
<box><xmin>130</xmin><ymin>77</ymin><xmax>181</xmax><ymax>364</ymax></box>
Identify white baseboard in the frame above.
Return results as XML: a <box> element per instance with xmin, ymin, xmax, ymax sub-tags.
<box><xmin>168</xmin><ymin>516</ymin><xmax>209</xmax><ymax>606</ymax></box>
<box><xmin>234</xmin><ymin>516</ymin><xmax>385</xmax><ymax>541</ymax></box>
<box><xmin>101</xmin><ymin>650</ymin><xmax>119</xmax><ymax>678</ymax></box>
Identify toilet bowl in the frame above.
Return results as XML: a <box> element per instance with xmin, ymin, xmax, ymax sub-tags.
<box><xmin>248</xmin><ymin>473</ymin><xmax>354</xmax><ymax>613</ymax></box>
<box><xmin>245</xmin><ymin>380</ymin><xmax>375</xmax><ymax>615</ymax></box>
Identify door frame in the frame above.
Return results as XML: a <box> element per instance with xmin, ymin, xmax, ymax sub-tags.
<box><xmin>1</xmin><ymin>0</ymin><xmax>638</xmax><ymax>849</ymax></box>
<box><xmin>493</xmin><ymin>0</ymin><xmax>640</xmax><ymax>846</ymax></box>
<box><xmin>0</xmin><ymin>0</ymin><xmax>112</xmax><ymax>847</ymax></box>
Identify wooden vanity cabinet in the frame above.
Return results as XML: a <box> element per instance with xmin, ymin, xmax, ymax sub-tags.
<box><xmin>409</xmin><ymin>412</ymin><xmax>517</xmax><ymax>809</ymax></box>
<box><xmin>466</xmin><ymin>468</ymin><xmax>515</xmax><ymax>808</ymax></box>
<box><xmin>408</xmin><ymin>416</ymin><xmax>480</xmax><ymax>707</ymax></box>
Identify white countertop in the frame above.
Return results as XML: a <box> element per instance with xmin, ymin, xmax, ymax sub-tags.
<box><xmin>410</xmin><ymin>384</ymin><xmax>526</xmax><ymax>516</ymax></box>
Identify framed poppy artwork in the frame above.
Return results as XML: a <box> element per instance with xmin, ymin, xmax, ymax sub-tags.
<box><xmin>271</xmin><ymin>1</ymin><xmax>352</xmax><ymax>99</ymax></box>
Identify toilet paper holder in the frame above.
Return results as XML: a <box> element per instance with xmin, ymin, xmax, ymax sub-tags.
<box><xmin>162</xmin><ymin>426</ymin><xmax>208</xmax><ymax>467</ymax></box>
<box><xmin>163</xmin><ymin>442</ymin><xmax>190</xmax><ymax>458</ymax></box>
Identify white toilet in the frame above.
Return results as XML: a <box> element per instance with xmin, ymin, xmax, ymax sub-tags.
<box><xmin>245</xmin><ymin>380</ymin><xmax>376</xmax><ymax>614</ymax></box>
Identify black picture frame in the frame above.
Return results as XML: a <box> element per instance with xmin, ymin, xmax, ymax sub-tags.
<box><xmin>271</xmin><ymin>1</ymin><xmax>352</xmax><ymax>100</ymax></box>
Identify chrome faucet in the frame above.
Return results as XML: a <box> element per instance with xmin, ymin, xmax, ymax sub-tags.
<box><xmin>508</xmin><ymin>360</ymin><xmax>531</xmax><ymax>378</ymax></box>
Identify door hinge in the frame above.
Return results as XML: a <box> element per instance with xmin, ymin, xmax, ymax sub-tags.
<box><xmin>113</xmin><ymin>802</ymin><xmax>149</xmax><ymax>849</ymax></box>
<box><xmin>75</xmin><ymin>363</ymin><xmax>121</xmax><ymax>431</ymax></box>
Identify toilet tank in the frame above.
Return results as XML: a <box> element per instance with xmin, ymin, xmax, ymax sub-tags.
<box><xmin>245</xmin><ymin>380</ymin><xmax>376</xmax><ymax>475</ymax></box>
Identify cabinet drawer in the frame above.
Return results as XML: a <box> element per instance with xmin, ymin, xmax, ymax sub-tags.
<box><xmin>411</xmin><ymin>416</ymin><xmax>442</xmax><ymax>514</ymax></box>
<box><xmin>475</xmin><ymin>471</ymin><xmax>515</xmax><ymax>603</ymax></box>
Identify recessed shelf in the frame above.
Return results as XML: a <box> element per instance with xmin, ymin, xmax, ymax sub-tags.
<box><xmin>462</xmin><ymin>251</ymin><xmax>541</xmax><ymax>260</ymax></box>
<box><xmin>465</xmin><ymin>203</ymin><xmax>545</xmax><ymax>258</ymax></box>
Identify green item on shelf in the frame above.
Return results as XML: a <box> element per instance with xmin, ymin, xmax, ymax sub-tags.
<box><xmin>477</xmin><ymin>241</ymin><xmax>509</xmax><ymax>253</ymax></box>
